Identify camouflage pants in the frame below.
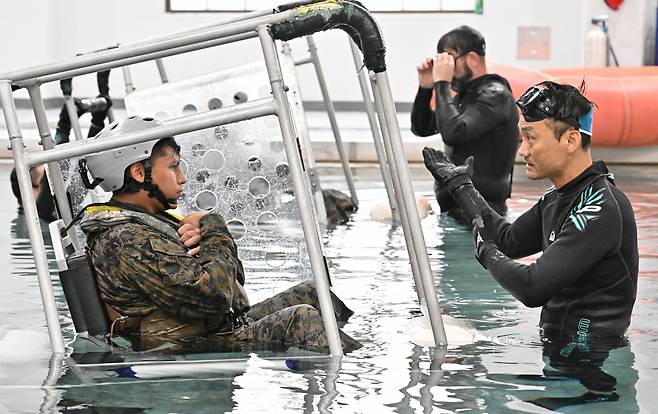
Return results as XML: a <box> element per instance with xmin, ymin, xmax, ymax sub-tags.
<box><xmin>235</xmin><ymin>281</ymin><xmax>360</xmax><ymax>352</ymax></box>
<box><xmin>246</xmin><ymin>280</ymin><xmax>354</xmax><ymax>322</ymax></box>
<box><xmin>135</xmin><ymin>281</ymin><xmax>360</xmax><ymax>353</ymax></box>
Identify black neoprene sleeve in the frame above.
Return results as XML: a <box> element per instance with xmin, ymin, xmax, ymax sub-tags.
<box><xmin>410</xmin><ymin>87</ymin><xmax>437</xmax><ymax>137</ymax></box>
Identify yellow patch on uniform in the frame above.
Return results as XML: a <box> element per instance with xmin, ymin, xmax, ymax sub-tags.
<box><xmin>85</xmin><ymin>205</ymin><xmax>122</xmax><ymax>213</ymax></box>
<box><xmin>164</xmin><ymin>210</ymin><xmax>183</xmax><ymax>221</ymax></box>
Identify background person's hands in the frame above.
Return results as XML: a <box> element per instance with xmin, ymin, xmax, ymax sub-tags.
<box><xmin>422</xmin><ymin>147</ymin><xmax>473</xmax><ymax>192</ymax></box>
<box><xmin>417</xmin><ymin>56</ymin><xmax>434</xmax><ymax>89</ymax></box>
<box><xmin>432</xmin><ymin>53</ymin><xmax>455</xmax><ymax>83</ymax></box>
<box><xmin>179</xmin><ymin>211</ymin><xmax>206</xmax><ymax>256</ymax></box>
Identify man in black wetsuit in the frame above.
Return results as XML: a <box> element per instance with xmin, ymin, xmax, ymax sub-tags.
<box><xmin>411</xmin><ymin>25</ymin><xmax>518</xmax><ymax>219</ymax></box>
<box><xmin>423</xmin><ymin>81</ymin><xmax>638</xmax><ymax>401</ymax></box>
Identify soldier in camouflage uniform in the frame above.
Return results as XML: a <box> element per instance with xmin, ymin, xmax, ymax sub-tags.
<box><xmin>79</xmin><ymin>116</ymin><xmax>360</xmax><ymax>353</ymax></box>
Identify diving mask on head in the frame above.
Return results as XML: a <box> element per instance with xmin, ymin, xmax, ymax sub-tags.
<box><xmin>516</xmin><ymin>83</ymin><xmax>593</xmax><ymax>136</ymax></box>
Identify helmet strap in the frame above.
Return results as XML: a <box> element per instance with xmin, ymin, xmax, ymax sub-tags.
<box><xmin>141</xmin><ymin>159</ymin><xmax>178</xmax><ymax>210</ymax></box>
<box><xmin>78</xmin><ymin>159</ymin><xmax>104</xmax><ymax>190</ymax></box>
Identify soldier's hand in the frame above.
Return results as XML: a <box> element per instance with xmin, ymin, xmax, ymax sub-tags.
<box><xmin>417</xmin><ymin>56</ymin><xmax>434</xmax><ymax>89</ymax></box>
<box><xmin>179</xmin><ymin>211</ymin><xmax>206</xmax><ymax>256</ymax></box>
<box><xmin>432</xmin><ymin>53</ymin><xmax>455</xmax><ymax>83</ymax></box>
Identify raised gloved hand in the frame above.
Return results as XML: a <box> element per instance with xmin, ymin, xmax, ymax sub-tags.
<box><xmin>472</xmin><ymin>212</ymin><xmax>498</xmax><ymax>269</ymax></box>
<box><xmin>88</xmin><ymin>95</ymin><xmax>113</xmax><ymax>137</ymax></box>
<box><xmin>422</xmin><ymin>147</ymin><xmax>474</xmax><ymax>193</ymax></box>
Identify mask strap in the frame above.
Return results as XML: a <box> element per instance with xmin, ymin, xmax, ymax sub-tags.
<box><xmin>578</xmin><ymin>108</ymin><xmax>594</xmax><ymax>136</ymax></box>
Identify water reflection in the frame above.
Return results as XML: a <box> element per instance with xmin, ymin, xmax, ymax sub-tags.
<box><xmin>385</xmin><ymin>346</ymin><xmax>452</xmax><ymax>413</ymax></box>
<box><xmin>493</xmin><ymin>342</ymin><xmax>640</xmax><ymax>412</ymax></box>
<box><xmin>49</xmin><ymin>352</ymin><xmax>341</xmax><ymax>413</ymax></box>
<box><xmin>0</xmin><ymin>166</ymin><xmax>655</xmax><ymax>412</ymax></box>
<box><xmin>432</xmin><ymin>214</ymin><xmax>524</xmax><ymax>330</ymax></box>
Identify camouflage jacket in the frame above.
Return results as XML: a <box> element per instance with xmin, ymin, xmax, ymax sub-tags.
<box><xmin>80</xmin><ymin>203</ymin><xmax>250</xmax><ymax>328</ymax></box>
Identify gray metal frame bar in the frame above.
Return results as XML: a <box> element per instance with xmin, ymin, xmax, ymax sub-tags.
<box><xmin>27</xmin><ymin>85</ymin><xmax>81</xmax><ymax>248</ymax></box>
<box><xmin>0</xmin><ymin>5</ymin><xmax>349</xmax><ymax>358</ymax></box>
<box><xmin>64</xmin><ymin>96</ymin><xmax>84</xmax><ymax>141</ymax></box>
<box><xmin>371</xmin><ymin>72</ymin><xmax>447</xmax><ymax>345</ymax></box>
<box><xmin>304</xmin><ymin>35</ymin><xmax>358</xmax><ymax>206</ymax></box>
<box><xmin>118</xmin><ymin>33</ymin><xmax>260</xmax><ymax>96</ymax></box>
<box><xmin>155</xmin><ymin>58</ymin><xmax>169</xmax><ymax>83</ymax></box>
<box><xmin>122</xmin><ymin>66</ymin><xmax>136</xmax><ymax>94</ymax></box>
<box><xmin>258</xmin><ymin>25</ymin><xmax>342</xmax><ymax>355</ymax></box>
<box><xmin>279</xmin><ymin>42</ymin><xmax>328</xmax><ymax>225</ymax></box>
<box><xmin>1</xmin><ymin>13</ymin><xmax>293</xmax><ymax>86</ymax></box>
<box><xmin>4</xmin><ymin>98</ymin><xmax>279</xmax><ymax>355</ymax></box>
<box><xmin>2</xmin><ymin>2</ymin><xmax>447</xmax><ymax>353</ymax></box>
<box><xmin>123</xmin><ymin>9</ymin><xmax>273</xmax><ymax>48</ymax></box>
<box><xmin>30</xmin><ymin>99</ymin><xmax>276</xmax><ymax>166</ymax></box>
<box><xmin>348</xmin><ymin>39</ymin><xmax>398</xmax><ymax>221</ymax></box>
<box><xmin>369</xmin><ymin>75</ymin><xmax>426</xmax><ymax>310</ymax></box>
<box><xmin>120</xmin><ymin>9</ymin><xmax>273</xmax><ymax>92</ymax></box>
<box><xmin>0</xmin><ymin>81</ymin><xmax>66</xmax><ymax>354</ymax></box>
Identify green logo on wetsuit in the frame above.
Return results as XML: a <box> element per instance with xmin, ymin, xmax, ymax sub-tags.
<box><xmin>569</xmin><ymin>185</ymin><xmax>605</xmax><ymax>231</ymax></box>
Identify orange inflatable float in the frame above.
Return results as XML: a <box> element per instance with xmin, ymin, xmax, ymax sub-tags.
<box><xmin>488</xmin><ymin>63</ymin><xmax>658</xmax><ymax>147</ymax></box>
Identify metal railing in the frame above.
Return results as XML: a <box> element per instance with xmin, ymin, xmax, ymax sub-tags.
<box><xmin>0</xmin><ymin>0</ymin><xmax>447</xmax><ymax>360</ymax></box>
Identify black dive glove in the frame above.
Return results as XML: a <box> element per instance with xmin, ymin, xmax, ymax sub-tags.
<box><xmin>422</xmin><ymin>147</ymin><xmax>474</xmax><ymax>193</ymax></box>
<box><xmin>88</xmin><ymin>95</ymin><xmax>113</xmax><ymax>137</ymax></box>
<box><xmin>472</xmin><ymin>212</ymin><xmax>499</xmax><ymax>269</ymax></box>
<box><xmin>54</xmin><ymin>98</ymin><xmax>89</xmax><ymax>144</ymax></box>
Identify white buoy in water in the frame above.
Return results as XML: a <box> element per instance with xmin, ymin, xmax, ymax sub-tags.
<box><xmin>0</xmin><ymin>329</ymin><xmax>51</xmax><ymax>364</ymax></box>
<box><xmin>405</xmin><ymin>314</ymin><xmax>475</xmax><ymax>347</ymax></box>
<box><xmin>370</xmin><ymin>195</ymin><xmax>433</xmax><ymax>222</ymax></box>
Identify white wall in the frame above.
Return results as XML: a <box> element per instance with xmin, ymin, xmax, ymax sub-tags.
<box><xmin>0</xmin><ymin>0</ymin><xmax>654</xmax><ymax>103</ymax></box>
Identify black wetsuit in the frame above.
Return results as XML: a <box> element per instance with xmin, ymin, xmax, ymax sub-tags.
<box><xmin>411</xmin><ymin>74</ymin><xmax>519</xmax><ymax>217</ymax></box>
<box><xmin>476</xmin><ymin>161</ymin><xmax>638</xmax><ymax>341</ymax></box>
<box><xmin>10</xmin><ymin>167</ymin><xmax>57</xmax><ymax>223</ymax></box>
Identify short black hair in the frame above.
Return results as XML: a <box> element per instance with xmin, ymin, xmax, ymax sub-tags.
<box><xmin>151</xmin><ymin>137</ymin><xmax>181</xmax><ymax>159</ymax></box>
<box><xmin>115</xmin><ymin>137</ymin><xmax>181</xmax><ymax>195</ymax></box>
<box><xmin>540</xmin><ymin>81</ymin><xmax>595</xmax><ymax>148</ymax></box>
<box><xmin>11</xmin><ymin>166</ymin><xmax>43</xmax><ymax>204</ymax></box>
<box><xmin>437</xmin><ymin>25</ymin><xmax>486</xmax><ymax>57</ymax></box>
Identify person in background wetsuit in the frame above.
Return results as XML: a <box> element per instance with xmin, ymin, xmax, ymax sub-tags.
<box><xmin>10</xmin><ymin>165</ymin><xmax>57</xmax><ymax>222</ymax></box>
<box><xmin>55</xmin><ymin>71</ymin><xmax>112</xmax><ymax>144</ymax></box>
<box><xmin>411</xmin><ymin>25</ymin><xmax>518</xmax><ymax>219</ymax></box>
<box><xmin>9</xmin><ymin>70</ymin><xmax>112</xmax><ymax>222</ymax></box>
<box><xmin>423</xmin><ymin>81</ymin><xmax>638</xmax><ymax>401</ymax></box>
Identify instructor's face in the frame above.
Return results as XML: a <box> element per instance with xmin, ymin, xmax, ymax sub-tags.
<box><xmin>517</xmin><ymin>118</ymin><xmax>569</xmax><ymax>182</ymax></box>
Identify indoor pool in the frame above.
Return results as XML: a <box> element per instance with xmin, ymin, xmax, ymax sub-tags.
<box><xmin>0</xmin><ymin>161</ymin><xmax>656</xmax><ymax>413</ymax></box>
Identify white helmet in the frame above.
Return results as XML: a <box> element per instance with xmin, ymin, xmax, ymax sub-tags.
<box><xmin>83</xmin><ymin>116</ymin><xmax>163</xmax><ymax>192</ymax></box>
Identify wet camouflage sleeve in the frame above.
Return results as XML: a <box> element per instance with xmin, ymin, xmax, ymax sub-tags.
<box><xmin>94</xmin><ymin>213</ymin><xmax>242</xmax><ymax>322</ymax></box>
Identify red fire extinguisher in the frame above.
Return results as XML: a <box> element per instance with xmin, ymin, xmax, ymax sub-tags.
<box><xmin>604</xmin><ymin>0</ymin><xmax>624</xmax><ymax>10</ymax></box>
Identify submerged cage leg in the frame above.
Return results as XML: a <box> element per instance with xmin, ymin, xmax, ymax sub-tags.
<box><xmin>369</xmin><ymin>75</ymin><xmax>427</xmax><ymax>314</ymax></box>
<box><xmin>372</xmin><ymin>71</ymin><xmax>447</xmax><ymax>345</ymax></box>
<box><xmin>280</xmin><ymin>41</ymin><xmax>328</xmax><ymax>225</ymax></box>
<box><xmin>0</xmin><ymin>81</ymin><xmax>66</xmax><ymax>354</ymax></box>
<box><xmin>349</xmin><ymin>38</ymin><xmax>398</xmax><ymax>222</ymax></box>
<box><xmin>306</xmin><ymin>35</ymin><xmax>359</xmax><ymax>207</ymax></box>
<box><xmin>64</xmin><ymin>96</ymin><xmax>84</xmax><ymax>141</ymax></box>
<box><xmin>258</xmin><ymin>25</ymin><xmax>342</xmax><ymax>356</ymax></box>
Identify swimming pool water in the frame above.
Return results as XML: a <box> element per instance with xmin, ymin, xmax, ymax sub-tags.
<box><xmin>0</xmin><ymin>162</ymin><xmax>656</xmax><ymax>413</ymax></box>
